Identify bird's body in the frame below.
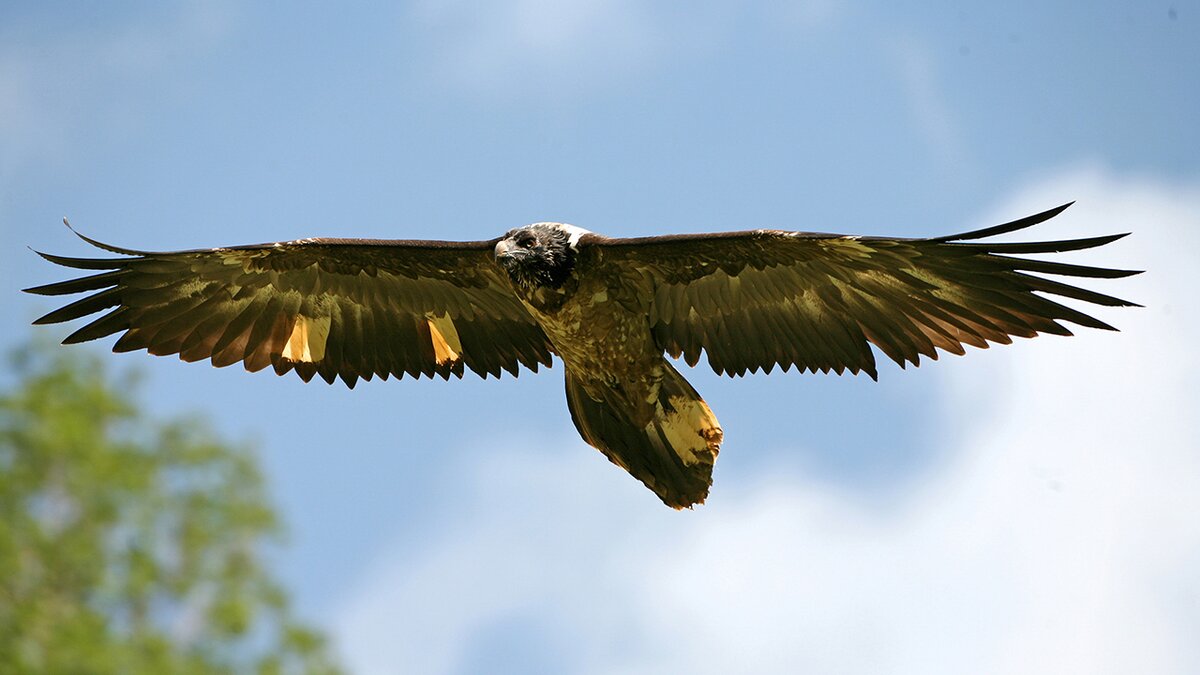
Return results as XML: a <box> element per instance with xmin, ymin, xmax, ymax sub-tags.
<box><xmin>26</xmin><ymin>204</ymin><xmax>1140</xmax><ymax>508</ymax></box>
<box><xmin>524</xmin><ymin>263</ymin><xmax>660</xmax><ymax>415</ymax></box>
<box><xmin>510</xmin><ymin>232</ymin><xmax>658</xmax><ymax>416</ymax></box>
<box><xmin>503</xmin><ymin>227</ymin><xmax>725</xmax><ymax>503</ymax></box>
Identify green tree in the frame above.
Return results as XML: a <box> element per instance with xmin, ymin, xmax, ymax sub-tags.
<box><xmin>0</xmin><ymin>339</ymin><xmax>342</xmax><ymax>675</ymax></box>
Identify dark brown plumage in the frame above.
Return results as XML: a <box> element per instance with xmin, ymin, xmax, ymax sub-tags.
<box><xmin>25</xmin><ymin>203</ymin><xmax>1140</xmax><ymax>508</ymax></box>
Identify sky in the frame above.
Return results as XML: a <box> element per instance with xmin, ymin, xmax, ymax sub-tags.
<box><xmin>2</xmin><ymin>2</ymin><xmax>1197</xmax><ymax>673</ymax></box>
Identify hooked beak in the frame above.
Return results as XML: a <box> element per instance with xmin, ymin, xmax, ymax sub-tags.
<box><xmin>495</xmin><ymin>239</ymin><xmax>525</xmax><ymax>270</ymax></box>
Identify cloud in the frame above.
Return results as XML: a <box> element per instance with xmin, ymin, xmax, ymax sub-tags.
<box><xmin>402</xmin><ymin>1</ymin><xmax>843</xmax><ymax>98</ymax></box>
<box><xmin>890</xmin><ymin>36</ymin><xmax>968</xmax><ymax>169</ymax></box>
<box><xmin>331</xmin><ymin>168</ymin><xmax>1199</xmax><ymax>674</ymax></box>
<box><xmin>404</xmin><ymin>0</ymin><xmax>654</xmax><ymax>97</ymax></box>
<box><xmin>0</xmin><ymin>3</ymin><xmax>235</xmax><ymax>174</ymax></box>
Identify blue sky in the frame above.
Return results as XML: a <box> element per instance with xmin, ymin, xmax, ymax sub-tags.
<box><xmin>3</xmin><ymin>2</ymin><xmax>1198</xmax><ymax>673</ymax></box>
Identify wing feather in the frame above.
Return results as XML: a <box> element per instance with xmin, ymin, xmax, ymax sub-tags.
<box><xmin>26</xmin><ymin>233</ymin><xmax>553</xmax><ymax>385</ymax></box>
<box><xmin>592</xmin><ymin>203</ymin><xmax>1138</xmax><ymax>378</ymax></box>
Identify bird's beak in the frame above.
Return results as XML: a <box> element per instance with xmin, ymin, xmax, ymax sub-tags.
<box><xmin>494</xmin><ymin>239</ymin><xmax>513</xmax><ymax>260</ymax></box>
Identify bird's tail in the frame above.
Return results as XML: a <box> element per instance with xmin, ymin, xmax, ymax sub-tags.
<box><xmin>564</xmin><ymin>361</ymin><xmax>723</xmax><ymax>509</ymax></box>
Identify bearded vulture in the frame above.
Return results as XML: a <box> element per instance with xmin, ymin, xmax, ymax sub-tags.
<box><xmin>25</xmin><ymin>203</ymin><xmax>1139</xmax><ymax>508</ymax></box>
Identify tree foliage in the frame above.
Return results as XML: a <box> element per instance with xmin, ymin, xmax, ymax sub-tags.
<box><xmin>0</xmin><ymin>339</ymin><xmax>341</xmax><ymax>674</ymax></box>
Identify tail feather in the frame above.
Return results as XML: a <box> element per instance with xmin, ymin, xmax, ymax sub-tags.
<box><xmin>565</xmin><ymin>361</ymin><xmax>723</xmax><ymax>508</ymax></box>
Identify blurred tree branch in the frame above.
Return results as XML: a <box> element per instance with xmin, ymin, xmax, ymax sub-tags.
<box><xmin>0</xmin><ymin>337</ymin><xmax>342</xmax><ymax>674</ymax></box>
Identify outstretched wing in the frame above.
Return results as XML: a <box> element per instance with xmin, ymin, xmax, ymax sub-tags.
<box><xmin>25</xmin><ymin>229</ymin><xmax>554</xmax><ymax>387</ymax></box>
<box><xmin>591</xmin><ymin>203</ymin><xmax>1140</xmax><ymax>379</ymax></box>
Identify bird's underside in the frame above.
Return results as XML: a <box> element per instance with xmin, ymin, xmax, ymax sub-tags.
<box><xmin>25</xmin><ymin>203</ymin><xmax>1141</xmax><ymax>508</ymax></box>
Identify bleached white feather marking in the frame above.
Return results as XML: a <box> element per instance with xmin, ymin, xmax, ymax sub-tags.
<box><xmin>561</xmin><ymin>224</ymin><xmax>590</xmax><ymax>249</ymax></box>
<box><xmin>281</xmin><ymin>315</ymin><xmax>331</xmax><ymax>363</ymax></box>
<box><xmin>529</xmin><ymin>222</ymin><xmax>591</xmax><ymax>249</ymax></box>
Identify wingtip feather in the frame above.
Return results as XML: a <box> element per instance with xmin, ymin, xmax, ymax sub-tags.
<box><xmin>932</xmin><ymin>201</ymin><xmax>1076</xmax><ymax>243</ymax></box>
<box><xmin>72</xmin><ymin>228</ymin><xmax>147</xmax><ymax>256</ymax></box>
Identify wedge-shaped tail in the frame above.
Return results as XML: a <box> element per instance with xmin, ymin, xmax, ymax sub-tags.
<box><xmin>565</xmin><ymin>361</ymin><xmax>723</xmax><ymax>508</ymax></box>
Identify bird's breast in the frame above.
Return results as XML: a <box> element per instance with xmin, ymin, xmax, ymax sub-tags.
<box><xmin>520</xmin><ymin>273</ymin><xmax>659</xmax><ymax>389</ymax></box>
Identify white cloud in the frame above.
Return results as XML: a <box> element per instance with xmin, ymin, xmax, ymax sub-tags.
<box><xmin>403</xmin><ymin>1</ymin><xmax>843</xmax><ymax>97</ymax></box>
<box><xmin>331</xmin><ymin>168</ymin><xmax>1199</xmax><ymax>674</ymax></box>
<box><xmin>891</xmin><ymin>35</ymin><xmax>968</xmax><ymax>169</ymax></box>
<box><xmin>778</xmin><ymin>0</ymin><xmax>843</xmax><ymax>30</ymax></box>
<box><xmin>406</xmin><ymin>0</ymin><xmax>656</xmax><ymax>96</ymax></box>
<box><xmin>0</xmin><ymin>3</ymin><xmax>235</xmax><ymax>174</ymax></box>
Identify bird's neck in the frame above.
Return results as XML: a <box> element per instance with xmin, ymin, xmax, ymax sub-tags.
<box><xmin>514</xmin><ymin>279</ymin><xmax>578</xmax><ymax>315</ymax></box>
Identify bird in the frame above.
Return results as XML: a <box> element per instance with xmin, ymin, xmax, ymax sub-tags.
<box><xmin>24</xmin><ymin>203</ymin><xmax>1139</xmax><ymax>508</ymax></box>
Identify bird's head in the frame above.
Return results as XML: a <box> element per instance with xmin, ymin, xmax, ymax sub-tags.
<box><xmin>494</xmin><ymin>222</ymin><xmax>587</xmax><ymax>290</ymax></box>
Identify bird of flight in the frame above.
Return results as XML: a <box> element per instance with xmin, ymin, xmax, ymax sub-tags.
<box><xmin>26</xmin><ymin>203</ymin><xmax>1139</xmax><ymax>508</ymax></box>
